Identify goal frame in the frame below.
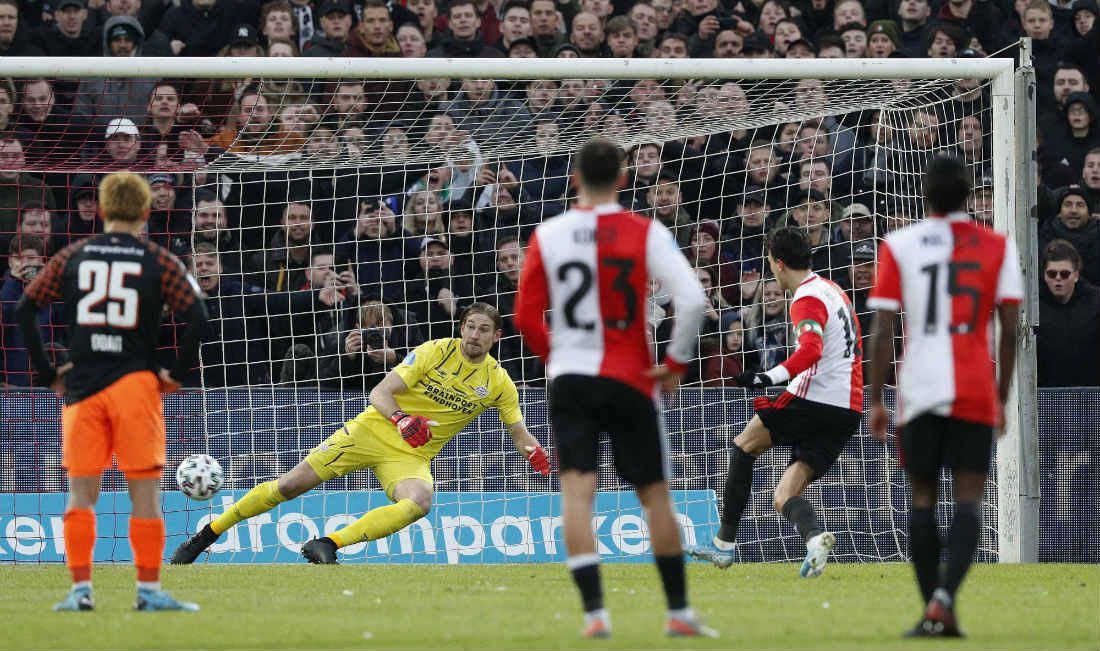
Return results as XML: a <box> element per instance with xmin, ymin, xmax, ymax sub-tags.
<box><xmin>0</xmin><ymin>53</ymin><xmax>1039</xmax><ymax>562</ymax></box>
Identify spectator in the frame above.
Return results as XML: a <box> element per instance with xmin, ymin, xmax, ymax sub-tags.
<box><xmin>777</xmin><ymin>188</ymin><xmax>850</xmax><ymax>279</ymax></box>
<box><xmin>831</xmin><ymin>0</ymin><xmax>867</xmax><ymax>31</ymax></box>
<box><xmin>865</xmin><ymin>20</ymin><xmax>900</xmax><ymax>57</ymax></box>
<box><xmin>1043</xmin><ymin>92</ymin><xmax>1099</xmax><ymax>179</ymax></box>
<box><xmin>473</xmin><ymin>173</ymin><xmax>540</xmax><ymax>243</ymax></box>
<box><xmin>187</xmin><ymin>242</ymin><xmax>274</xmax><ymax>388</ymax></box>
<box><xmin>701</xmin><ymin>314</ymin><xmax>757</xmax><ymax>387</ymax></box>
<box><xmin>725</xmin><ymin>187</ymin><xmax>771</xmax><ymax>264</ymax></box>
<box><xmin>335</xmin><ymin>198</ymin><xmax>412</xmax><ymax>296</ymax></box>
<box><xmin>932</xmin><ymin>0</ymin><xmax>1004</xmax><ymax>53</ymax></box>
<box><xmin>651</xmin><ymin>0</ymin><xmax>677</xmax><ymax>32</ymax></box>
<box><xmin>260</xmin><ymin>0</ymin><xmax>297</xmax><ymax>45</ymax></box>
<box><xmin>158</xmin><ymin>0</ymin><xmax>263</xmax><ymax>57</ymax></box>
<box><xmin>1037</xmin><ymin>239</ymin><xmax>1100</xmax><ymax>387</ymax></box>
<box><xmin>896</xmin><ymin>0</ymin><xmax>931</xmax><ymax>56</ymax></box>
<box><xmin>504</xmin><ymin>120</ymin><xmax>571</xmax><ymax>218</ymax></box>
<box><xmin>397</xmin><ymin>21</ymin><xmax>429</xmax><ymax>57</ymax></box>
<box><xmin>183</xmin><ymin>194</ymin><xmax>243</xmax><ymax>271</ymax></box>
<box><xmin>59</xmin><ymin>177</ymin><xmax>100</xmax><ymax>243</ymax></box>
<box><xmin>1079</xmin><ymin>148</ymin><xmax>1099</xmax><ymax>215</ymax></box>
<box><xmin>835</xmin><ymin>201</ymin><xmax>877</xmax><ymax>243</ymax></box>
<box><xmin>402</xmin><ymin>235</ymin><xmax>474</xmax><ymax>339</ymax></box>
<box><xmin>84</xmin><ymin>117</ymin><xmax>142</xmax><ymax>169</ymax></box>
<box><xmin>530</xmin><ymin>0</ymin><xmax>565</xmax><ymax>56</ymax></box>
<box><xmin>443</xmin><ymin>78</ymin><xmax>531</xmax><ymax>147</ymax></box>
<box><xmin>302</xmin><ymin>0</ymin><xmax>354</xmax><ymax>56</ymax></box>
<box><xmin>0</xmin><ymin>136</ymin><xmax>56</xmax><ymax>266</ymax></box>
<box><xmin>954</xmin><ymin>114</ymin><xmax>991</xmax><ymax>176</ymax></box>
<box><xmin>695</xmin><ymin>266</ymin><xmax>727</xmax><ymax>345</ymax></box>
<box><xmin>1018</xmin><ymin>0</ymin><xmax>1064</xmax><ymax>111</ymax></box>
<box><xmin>252</xmin><ymin>200</ymin><xmax>315</xmax><ymax>292</ymax></box>
<box><xmin>317</xmin><ymin>296</ymin><xmax>425</xmax><ymax>391</ymax></box>
<box><xmin>712</xmin><ymin>26</ymin><xmax>743</xmax><ymax>57</ymax></box>
<box><xmin>73</xmin><ymin>16</ymin><xmax>158</xmax><ymax>129</ymax></box>
<box><xmin>1039</xmin><ymin>186</ymin><xmax>1099</xmax><ymax>285</ymax></box>
<box><xmin>276</xmin><ymin>247</ymin><xmax>363</xmax><ymax>385</ymax></box>
<box><xmin>406</xmin><ymin>0</ymin><xmax>441</xmax><ymax>48</ymax></box>
<box><xmin>195</xmin><ymin>85</ymin><xmax>305</xmax><ymax>157</ymax></box>
<box><xmin>838</xmin><ymin>21</ymin><xmax>868</xmax><ymax>57</ymax></box>
<box><xmin>0</xmin><ymin>235</ymin><xmax>65</xmax><ymax>387</ymax></box>
<box><xmin>402</xmin><ymin>189</ymin><xmax>448</xmax><ymax>237</ymax></box>
<box><xmin>495</xmin><ymin>1</ymin><xmax>532</xmax><ymax>52</ymax></box>
<box><xmin>569</xmin><ymin>11</ymin><xmax>607</xmax><ymax>56</ymax></box>
<box><xmin>146</xmin><ymin>173</ymin><xmax>190</xmax><ymax>249</ymax></box>
<box><xmin>344</xmin><ymin>0</ymin><xmax>401</xmax><ymax>56</ymax></box>
<box><xmin>427</xmin><ymin>0</ymin><xmax>505</xmax><ymax>56</ymax></box>
<box><xmin>742</xmin><ymin>276</ymin><xmax>789</xmax><ymax>370</ymax></box>
<box><xmin>13</xmin><ymin>78</ymin><xmax>75</xmax><ymax>167</ymax></box>
<box><xmin>815</xmin><ymin>34</ymin><xmax>845</xmax><ymax>58</ymax></box>
<box><xmin>0</xmin><ymin>0</ymin><xmax>43</xmax><ymax>56</ymax></box>
<box><xmin>1041</xmin><ymin>64</ymin><xmax>1091</xmax><ymax>136</ymax></box>
<box><xmin>32</xmin><ymin>0</ymin><xmax>100</xmax><ymax>58</ymax></box>
<box><xmin>968</xmin><ymin>174</ymin><xmax>995</xmax><ymax>226</ymax></box>
<box><xmin>686</xmin><ymin>219</ymin><xmax>739</xmax><ymax>306</ymax></box>
<box><xmin>941</xmin><ymin>52</ymin><xmax>988</xmax><ymax>127</ymax></box>
<box><xmin>483</xmin><ymin>236</ymin><xmax>545</xmax><ymax>386</ymax></box>
<box><xmin>923</xmin><ymin>22</ymin><xmax>964</xmax><ymax>57</ymax></box>
<box><xmin>96</xmin><ymin>0</ymin><xmax>175</xmax><ymax>54</ymax></box>
<box><xmin>605</xmin><ymin>15</ymin><xmax>638</xmax><ymax>56</ymax></box>
<box><xmin>627</xmin><ymin>1</ymin><xmax>657</xmax><ymax>55</ymax></box>
<box><xmin>645</xmin><ymin>170</ymin><xmax>694</xmax><ymax>246</ymax></box>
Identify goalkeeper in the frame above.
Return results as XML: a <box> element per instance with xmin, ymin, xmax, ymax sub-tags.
<box><xmin>172</xmin><ymin>303</ymin><xmax>550</xmax><ymax>564</ymax></box>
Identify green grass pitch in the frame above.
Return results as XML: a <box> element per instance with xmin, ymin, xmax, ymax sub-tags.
<box><xmin>1</xmin><ymin>563</ymin><xmax>1096</xmax><ymax>649</ymax></box>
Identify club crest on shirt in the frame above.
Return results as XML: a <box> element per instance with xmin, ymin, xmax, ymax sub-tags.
<box><xmin>473</xmin><ymin>385</ymin><xmax>489</xmax><ymax>398</ymax></box>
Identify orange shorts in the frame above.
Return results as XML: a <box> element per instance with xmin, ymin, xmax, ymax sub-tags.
<box><xmin>62</xmin><ymin>371</ymin><xmax>165</xmax><ymax>479</ymax></box>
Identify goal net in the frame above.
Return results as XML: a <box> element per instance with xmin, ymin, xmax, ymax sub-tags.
<box><xmin>0</xmin><ymin>57</ymin><xmax>1025</xmax><ymax>565</ymax></box>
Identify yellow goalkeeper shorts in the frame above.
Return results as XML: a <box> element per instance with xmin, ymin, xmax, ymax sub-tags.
<box><xmin>304</xmin><ymin>420</ymin><xmax>433</xmax><ymax>500</ymax></box>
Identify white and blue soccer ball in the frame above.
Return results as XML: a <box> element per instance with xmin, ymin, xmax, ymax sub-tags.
<box><xmin>176</xmin><ymin>454</ymin><xmax>224</xmax><ymax>501</ymax></box>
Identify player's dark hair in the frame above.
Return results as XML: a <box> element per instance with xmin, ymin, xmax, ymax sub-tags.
<box><xmin>923</xmin><ymin>154</ymin><xmax>971</xmax><ymax>213</ymax></box>
<box><xmin>576</xmin><ymin>137</ymin><xmax>624</xmax><ymax>192</ymax></box>
<box><xmin>1043</xmin><ymin>239</ymin><xmax>1082</xmax><ymax>271</ymax></box>
<box><xmin>766</xmin><ymin>226</ymin><xmax>812</xmax><ymax>270</ymax></box>
<box><xmin>458</xmin><ymin>301</ymin><xmax>503</xmax><ymax>330</ymax></box>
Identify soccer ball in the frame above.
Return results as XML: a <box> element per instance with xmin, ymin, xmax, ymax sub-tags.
<box><xmin>176</xmin><ymin>454</ymin><xmax>223</xmax><ymax>501</ymax></box>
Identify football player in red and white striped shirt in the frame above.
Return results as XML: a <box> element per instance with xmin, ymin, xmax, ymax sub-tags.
<box><xmin>515</xmin><ymin>138</ymin><xmax>716</xmax><ymax>639</ymax></box>
<box><xmin>867</xmin><ymin>155</ymin><xmax>1022</xmax><ymax>638</ymax></box>
<box><xmin>689</xmin><ymin>226</ymin><xmax>863</xmax><ymax>579</ymax></box>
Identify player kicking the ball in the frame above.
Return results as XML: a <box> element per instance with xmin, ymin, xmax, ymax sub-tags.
<box><xmin>868</xmin><ymin>155</ymin><xmax>1021</xmax><ymax>638</ymax></box>
<box><xmin>516</xmin><ymin>138</ymin><xmax>715</xmax><ymax>639</ymax></box>
<box><xmin>688</xmin><ymin>227</ymin><xmax>863</xmax><ymax>578</ymax></box>
<box><xmin>16</xmin><ymin>172</ymin><xmax>209</xmax><ymax>612</ymax></box>
<box><xmin>172</xmin><ymin>303</ymin><xmax>549</xmax><ymax>565</ymax></box>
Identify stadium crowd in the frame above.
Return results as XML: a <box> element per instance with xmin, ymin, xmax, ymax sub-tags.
<box><xmin>0</xmin><ymin>0</ymin><xmax>1096</xmax><ymax>392</ymax></box>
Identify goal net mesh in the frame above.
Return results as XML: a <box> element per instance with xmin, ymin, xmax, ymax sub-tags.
<box><xmin>1</xmin><ymin>67</ymin><xmax>1001</xmax><ymax>564</ymax></box>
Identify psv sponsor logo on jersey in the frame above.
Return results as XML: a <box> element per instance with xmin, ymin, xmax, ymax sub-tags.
<box><xmin>473</xmin><ymin>385</ymin><xmax>489</xmax><ymax>398</ymax></box>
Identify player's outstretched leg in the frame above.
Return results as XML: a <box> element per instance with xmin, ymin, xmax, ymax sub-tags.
<box><xmin>306</xmin><ymin>480</ymin><xmax>432</xmax><ymax>565</ymax></box>
<box><xmin>173</xmin><ymin>463</ymin><xmax>322</xmax><ymax>564</ymax></box>
<box><xmin>688</xmin><ymin>420</ymin><xmax>768</xmax><ymax>569</ymax></box>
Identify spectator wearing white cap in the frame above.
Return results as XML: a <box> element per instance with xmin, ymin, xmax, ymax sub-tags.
<box><xmin>82</xmin><ymin>117</ymin><xmax>142</xmax><ymax>169</ymax></box>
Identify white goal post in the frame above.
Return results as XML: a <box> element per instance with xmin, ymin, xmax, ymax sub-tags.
<box><xmin>0</xmin><ymin>54</ymin><xmax>1038</xmax><ymax>564</ymax></box>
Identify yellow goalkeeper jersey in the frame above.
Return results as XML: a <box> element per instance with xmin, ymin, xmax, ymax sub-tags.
<box><xmin>354</xmin><ymin>338</ymin><xmax>524</xmax><ymax>460</ymax></box>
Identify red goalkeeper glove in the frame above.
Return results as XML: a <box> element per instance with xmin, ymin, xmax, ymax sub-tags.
<box><xmin>524</xmin><ymin>445</ymin><xmax>550</xmax><ymax>476</ymax></box>
<box><xmin>390</xmin><ymin>410</ymin><xmax>438</xmax><ymax>448</ymax></box>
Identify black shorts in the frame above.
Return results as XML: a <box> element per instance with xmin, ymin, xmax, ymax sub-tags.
<box><xmin>898</xmin><ymin>413</ymin><xmax>994</xmax><ymax>477</ymax></box>
<box><xmin>754</xmin><ymin>392</ymin><xmax>861</xmax><ymax>481</ymax></box>
<box><xmin>548</xmin><ymin>374</ymin><xmax>666</xmax><ymax>487</ymax></box>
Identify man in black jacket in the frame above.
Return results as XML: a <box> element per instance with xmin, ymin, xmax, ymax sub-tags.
<box><xmin>33</xmin><ymin>0</ymin><xmax>100</xmax><ymax>56</ymax></box>
<box><xmin>1037</xmin><ymin>239</ymin><xmax>1100</xmax><ymax>387</ymax></box>
<box><xmin>427</xmin><ymin>0</ymin><xmax>504</xmax><ymax>56</ymax></box>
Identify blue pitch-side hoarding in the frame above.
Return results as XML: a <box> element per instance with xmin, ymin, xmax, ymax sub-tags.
<box><xmin>0</xmin><ymin>490</ymin><xmax>719</xmax><ymax>564</ymax></box>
